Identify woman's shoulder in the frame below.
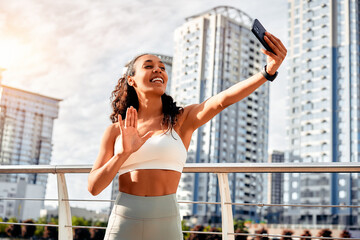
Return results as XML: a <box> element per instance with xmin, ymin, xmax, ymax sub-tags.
<box><xmin>102</xmin><ymin>122</ymin><xmax>120</xmax><ymax>142</ymax></box>
<box><xmin>105</xmin><ymin>122</ymin><xmax>120</xmax><ymax>132</ymax></box>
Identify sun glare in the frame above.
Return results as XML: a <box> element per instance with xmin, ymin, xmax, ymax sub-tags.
<box><xmin>0</xmin><ymin>38</ymin><xmax>24</xmax><ymax>69</ymax></box>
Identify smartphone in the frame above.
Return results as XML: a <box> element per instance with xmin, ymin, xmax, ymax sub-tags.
<box><xmin>251</xmin><ymin>19</ymin><xmax>274</xmax><ymax>54</ymax></box>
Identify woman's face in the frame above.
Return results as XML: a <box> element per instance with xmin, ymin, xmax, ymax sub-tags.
<box><xmin>128</xmin><ymin>54</ymin><xmax>168</xmax><ymax>96</ymax></box>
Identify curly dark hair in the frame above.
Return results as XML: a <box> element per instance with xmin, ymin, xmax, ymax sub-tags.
<box><xmin>110</xmin><ymin>53</ymin><xmax>184</xmax><ymax>135</ymax></box>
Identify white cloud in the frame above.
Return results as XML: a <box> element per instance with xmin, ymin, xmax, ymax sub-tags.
<box><xmin>1</xmin><ymin>0</ymin><xmax>289</xmax><ymax>210</ymax></box>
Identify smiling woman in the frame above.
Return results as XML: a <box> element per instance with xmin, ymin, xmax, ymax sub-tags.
<box><xmin>88</xmin><ymin>30</ymin><xmax>287</xmax><ymax>239</ymax></box>
<box><xmin>110</xmin><ymin>53</ymin><xmax>183</xmax><ymax>135</ymax></box>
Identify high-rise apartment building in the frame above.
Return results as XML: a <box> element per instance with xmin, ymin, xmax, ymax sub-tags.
<box><xmin>171</xmin><ymin>6</ymin><xmax>269</xmax><ymax>223</ymax></box>
<box><xmin>0</xmin><ymin>85</ymin><xmax>60</xmax><ymax>219</ymax></box>
<box><xmin>268</xmin><ymin>151</ymin><xmax>284</xmax><ymax>205</ymax></box>
<box><xmin>266</xmin><ymin>151</ymin><xmax>284</xmax><ymax>224</ymax></box>
<box><xmin>286</xmin><ymin>0</ymin><xmax>359</xmax><ymax>225</ymax></box>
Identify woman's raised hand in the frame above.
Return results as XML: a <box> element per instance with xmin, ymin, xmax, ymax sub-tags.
<box><xmin>262</xmin><ymin>32</ymin><xmax>287</xmax><ymax>75</ymax></box>
<box><xmin>117</xmin><ymin>106</ymin><xmax>154</xmax><ymax>155</ymax></box>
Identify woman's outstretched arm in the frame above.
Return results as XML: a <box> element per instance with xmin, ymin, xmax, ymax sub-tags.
<box><xmin>183</xmin><ymin>32</ymin><xmax>287</xmax><ymax>132</ymax></box>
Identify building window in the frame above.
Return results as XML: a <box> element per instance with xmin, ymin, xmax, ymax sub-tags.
<box><xmin>339</xmin><ymin>190</ymin><xmax>346</xmax><ymax>199</ymax></box>
<box><xmin>292</xmin><ymin>192</ymin><xmax>298</xmax><ymax>200</ymax></box>
<box><xmin>339</xmin><ymin>179</ymin><xmax>346</xmax><ymax>187</ymax></box>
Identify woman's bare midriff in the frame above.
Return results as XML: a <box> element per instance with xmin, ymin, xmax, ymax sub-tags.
<box><xmin>118</xmin><ymin>169</ymin><xmax>182</xmax><ymax>196</ymax></box>
<box><xmin>117</xmin><ymin>120</ymin><xmax>191</xmax><ymax>197</ymax></box>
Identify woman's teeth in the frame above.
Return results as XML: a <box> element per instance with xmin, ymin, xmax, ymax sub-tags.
<box><xmin>150</xmin><ymin>78</ymin><xmax>164</xmax><ymax>83</ymax></box>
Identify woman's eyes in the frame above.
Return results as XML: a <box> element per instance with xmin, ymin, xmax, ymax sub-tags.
<box><xmin>144</xmin><ymin>65</ymin><xmax>166</xmax><ymax>71</ymax></box>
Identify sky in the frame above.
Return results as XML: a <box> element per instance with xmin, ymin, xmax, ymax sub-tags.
<box><xmin>0</xmin><ymin>0</ymin><xmax>288</xmax><ymax>212</ymax></box>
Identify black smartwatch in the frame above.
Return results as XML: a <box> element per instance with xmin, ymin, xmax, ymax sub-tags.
<box><xmin>261</xmin><ymin>65</ymin><xmax>278</xmax><ymax>82</ymax></box>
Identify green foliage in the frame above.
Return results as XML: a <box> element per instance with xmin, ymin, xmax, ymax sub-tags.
<box><xmin>234</xmin><ymin>219</ymin><xmax>249</xmax><ymax>233</ymax></box>
<box><xmin>181</xmin><ymin>220</ymin><xmax>190</xmax><ymax>240</ymax></box>
<box><xmin>7</xmin><ymin>217</ymin><xmax>18</xmax><ymax>223</ymax></box>
<box><xmin>34</xmin><ymin>216</ymin><xmax>58</xmax><ymax>237</ymax></box>
<box><xmin>0</xmin><ymin>217</ymin><xmax>7</xmax><ymax>234</ymax></box>
<box><xmin>37</xmin><ymin>216</ymin><xmax>47</xmax><ymax>224</ymax></box>
<box><xmin>203</xmin><ymin>225</ymin><xmax>211</xmax><ymax>232</ymax></box>
<box><xmin>50</xmin><ymin>217</ymin><xmax>59</xmax><ymax>225</ymax></box>
<box><xmin>204</xmin><ymin>225</ymin><xmax>222</xmax><ymax>232</ymax></box>
<box><xmin>0</xmin><ymin>217</ymin><xmax>252</xmax><ymax>239</ymax></box>
<box><xmin>34</xmin><ymin>216</ymin><xmax>47</xmax><ymax>237</ymax></box>
<box><xmin>93</xmin><ymin>220</ymin><xmax>107</xmax><ymax>227</ymax></box>
<box><xmin>244</xmin><ymin>220</ymin><xmax>253</xmax><ymax>225</ymax></box>
<box><xmin>72</xmin><ymin>216</ymin><xmax>91</xmax><ymax>226</ymax></box>
<box><xmin>1</xmin><ymin>218</ymin><xmax>19</xmax><ymax>237</ymax></box>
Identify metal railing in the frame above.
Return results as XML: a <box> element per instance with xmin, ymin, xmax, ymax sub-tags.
<box><xmin>1</xmin><ymin>162</ymin><xmax>360</xmax><ymax>240</ymax></box>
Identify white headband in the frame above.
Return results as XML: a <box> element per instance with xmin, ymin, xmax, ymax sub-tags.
<box><xmin>122</xmin><ymin>67</ymin><xmax>128</xmax><ymax>76</ymax></box>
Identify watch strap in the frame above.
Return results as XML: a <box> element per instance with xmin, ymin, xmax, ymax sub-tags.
<box><xmin>261</xmin><ymin>65</ymin><xmax>278</xmax><ymax>82</ymax></box>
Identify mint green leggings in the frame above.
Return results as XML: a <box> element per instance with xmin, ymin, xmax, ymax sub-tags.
<box><xmin>104</xmin><ymin>191</ymin><xmax>183</xmax><ymax>240</ymax></box>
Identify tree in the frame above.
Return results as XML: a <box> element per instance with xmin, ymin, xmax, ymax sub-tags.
<box><xmin>235</xmin><ymin>227</ymin><xmax>248</xmax><ymax>240</ymax></box>
<box><xmin>72</xmin><ymin>216</ymin><xmax>91</xmax><ymax>227</ymax></box>
<box><xmin>254</xmin><ymin>228</ymin><xmax>269</xmax><ymax>240</ymax></box>
<box><xmin>92</xmin><ymin>220</ymin><xmax>107</xmax><ymax>228</ymax></box>
<box><xmin>22</xmin><ymin>219</ymin><xmax>36</xmax><ymax>238</ymax></box>
<box><xmin>74</xmin><ymin>227</ymin><xmax>91</xmax><ymax>240</ymax></box>
<box><xmin>182</xmin><ymin>220</ymin><xmax>191</xmax><ymax>240</ymax></box>
<box><xmin>35</xmin><ymin>216</ymin><xmax>47</xmax><ymax>237</ymax></box>
<box><xmin>318</xmin><ymin>229</ymin><xmax>332</xmax><ymax>240</ymax></box>
<box><xmin>0</xmin><ymin>217</ymin><xmax>7</xmax><ymax>237</ymax></box>
<box><xmin>90</xmin><ymin>228</ymin><xmax>106</xmax><ymax>240</ymax></box>
<box><xmin>280</xmin><ymin>229</ymin><xmax>294</xmax><ymax>240</ymax></box>
<box><xmin>300</xmin><ymin>230</ymin><xmax>311</xmax><ymax>240</ymax></box>
<box><xmin>188</xmin><ymin>225</ymin><xmax>206</xmax><ymax>240</ymax></box>
<box><xmin>5</xmin><ymin>224</ymin><xmax>22</xmax><ymax>238</ymax></box>
<box><xmin>340</xmin><ymin>230</ymin><xmax>351</xmax><ymax>239</ymax></box>
<box><xmin>71</xmin><ymin>216</ymin><xmax>91</xmax><ymax>240</ymax></box>
<box><xmin>205</xmin><ymin>227</ymin><xmax>222</xmax><ymax>240</ymax></box>
<box><xmin>234</xmin><ymin>220</ymin><xmax>247</xmax><ymax>232</ymax></box>
<box><xmin>234</xmin><ymin>219</ymin><xmax>249</xmax><ymax>240</ymax></box>
<box><xmin>43</xmin><ymin>223</ymin><xmax>58</xmax><ymax>240</ymax></box>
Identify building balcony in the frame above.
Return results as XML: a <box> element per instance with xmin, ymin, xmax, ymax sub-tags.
<box><xmin>1</xmin><ymin>162</ymin><xmax>360</xmax><ymax>240</ymax></box>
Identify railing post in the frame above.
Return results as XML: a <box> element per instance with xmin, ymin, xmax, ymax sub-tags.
<box><xmin>217</xmin><ymin>173</ymin><xmax>234</xmax><ymax>240</ymax></box>
<box><xmin>57</xmin><ymin>173</ymin><xmax>73</xmax><ymax>240</ymax></box>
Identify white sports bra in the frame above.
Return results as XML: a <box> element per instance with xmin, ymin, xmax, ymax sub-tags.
<box><xmin>114</xmin><ymin>130</ymin><xmax>188</xmax><ymax>176</ymax></box>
